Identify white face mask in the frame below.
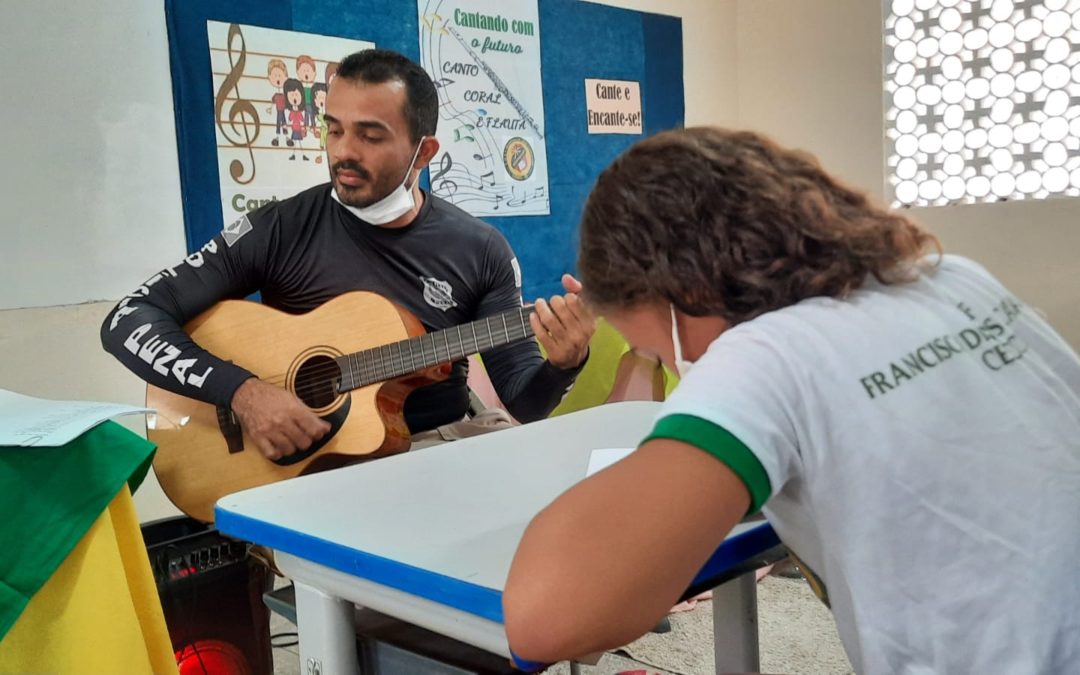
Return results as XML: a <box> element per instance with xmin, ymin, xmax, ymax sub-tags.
<box><xmin>670</xmin><ymin>304</ymin><xmax>695</xmax><ymax>377</ymax></box>
<box><xmin>332</xmin><ymin>138</ymin><xmax>425</xmax><ymax>225</ymax></box>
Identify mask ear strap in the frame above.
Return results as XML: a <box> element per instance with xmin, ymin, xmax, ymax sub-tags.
<box><xmin>670</xmin><ymin>303</ymin><xmax>683</xmax><ymax>363</ymax></box>
<box><xmin>403</xmin><ymin>137</ymin><xmax>427</xmax><ymax>188</ymax></box>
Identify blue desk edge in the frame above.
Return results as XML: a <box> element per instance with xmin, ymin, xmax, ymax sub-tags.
<box><xmin>215</xmin><ymin>505</ymin><xmax>780</xmax><ymax>624</ymax></box>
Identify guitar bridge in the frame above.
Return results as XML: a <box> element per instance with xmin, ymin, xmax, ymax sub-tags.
<box><xmin>215</xmin><ymin>405</ymin><xmax>244</xmax><ymax>454</ymax></box>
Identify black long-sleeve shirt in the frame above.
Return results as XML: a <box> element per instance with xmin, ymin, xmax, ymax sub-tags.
<box><xmin>101</xmin><ymin>184</ymin><xmax>581</xmax><ymax>432</ymax></box>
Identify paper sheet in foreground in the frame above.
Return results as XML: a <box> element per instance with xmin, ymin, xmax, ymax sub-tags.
<box><xmin>0</xmin><ymin>389</ymin><xmax>152</xmax><ymax>447</ymax></box>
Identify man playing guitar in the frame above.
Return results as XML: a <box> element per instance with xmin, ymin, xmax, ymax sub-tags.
<box><xmin>102</xmin><ymin>48</ymin><xmax>594</xmax><ymax>464</ymax></box>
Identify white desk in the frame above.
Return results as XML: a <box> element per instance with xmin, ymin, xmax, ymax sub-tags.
<box><xmin>215</xmin><ymin>401</ymin><xmax>781</xmax><ymax>674</ymax></box>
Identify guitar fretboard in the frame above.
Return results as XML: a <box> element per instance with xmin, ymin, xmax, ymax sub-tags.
<box><xmin>334</xmin><ymin>305</ymin><xmax>536</xmax><ymax>392</ymax></box>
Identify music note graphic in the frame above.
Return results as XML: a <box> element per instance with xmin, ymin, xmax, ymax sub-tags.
<box><xmin>214</xmin><ymin>24</ymin><xmax>261</xmax><ymax>185</ymax></box>
<box><xmin>508</xmin><ymin>186</ymin><xmax>526</xmax><ymax>207</ymax></box>
<box><xmin>453</xmin><ymin>124</ymin><xmax>476</xmax><ymax>143</ymax></box>
<box><xmin>478</xmin><ymin>171</ymin><xmax>496</xmax><ymax>188</ymax></box>
<box><xmin>437</xmin><ymin>178</ymin><xmax>459</xmax><ymax>197</ymax></box>
<box><xmin>431</xmin><ymin>152</ymin><xmax>453</xmax><ymax>183</ymax></box>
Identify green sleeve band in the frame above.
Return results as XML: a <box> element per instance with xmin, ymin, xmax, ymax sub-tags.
<box><xmin>643</xmin><ymin>414</ymin><xmax>772</xmax><ymax>514</ymax></box>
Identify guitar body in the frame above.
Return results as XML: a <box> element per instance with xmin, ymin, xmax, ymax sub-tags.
<box><xmin>147</xmin><ymin>291</ymin><xmax>449</xmax><ymax>522</ymax></box>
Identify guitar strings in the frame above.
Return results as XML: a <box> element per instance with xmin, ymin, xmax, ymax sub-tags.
<box><xmin>242</xmin><ymin>311</ymin><xmax>536</xmax><ymax>398</ymax></box>
<box><xmin>268</xmin><ymin>327</ymin><xmax>534</xmax><ymax>398</ymax></box>
<box><xmin>256</xmin><ymin>322</ymin><xmax>533</xmax><ymax>387</ymax></box>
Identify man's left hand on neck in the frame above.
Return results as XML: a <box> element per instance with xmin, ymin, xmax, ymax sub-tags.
<box><xmin>531</xmin><ymin>274</ymin><xmax>595</xmax><ymax>370</ymax></box>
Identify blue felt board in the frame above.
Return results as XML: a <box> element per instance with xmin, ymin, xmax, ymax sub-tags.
<box><xmin>165</xmin><ymin>0</ymin><xmax>684</xmax><ymax>301</ymax></box>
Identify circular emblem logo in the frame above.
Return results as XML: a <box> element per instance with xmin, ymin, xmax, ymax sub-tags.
<box><xmin>503</xmin><ymin>137</ymin><xmax>535</xmax><ymax>181</ymax></box>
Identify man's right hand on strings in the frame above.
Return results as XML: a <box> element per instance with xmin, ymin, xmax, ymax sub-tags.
<box><xmin>230</xmin><ymin>378</ymin><xmax>331</xmax><ymax>460</ymax></box>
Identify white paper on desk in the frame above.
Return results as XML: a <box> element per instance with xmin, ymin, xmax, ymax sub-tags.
<box><xmin>585</xmin><ymin>447</ymin><xmax>635</xmax><ymax>477</ymax></box>
<box><xmin>0</xmin><ymin>388</ymin><xmax>153</xmax><ymax>447</ymax></box>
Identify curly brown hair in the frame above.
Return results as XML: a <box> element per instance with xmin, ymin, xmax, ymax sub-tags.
<box><xmin>578</xmin><ymin>127</ymin><xmax>941</xmax><ymax>324</ymax></box>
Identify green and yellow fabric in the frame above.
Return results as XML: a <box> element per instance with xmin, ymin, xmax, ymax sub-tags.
<box><xmin>0</xmin><ymin>421</ymin><xmax>176</xmax><ymax>674</ymax></box>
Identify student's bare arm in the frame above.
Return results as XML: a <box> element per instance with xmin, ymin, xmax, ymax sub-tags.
<box><xmin>503</xmin><ymin>438</ymin><xmax>750</xmax><ymax>663</ymax></box>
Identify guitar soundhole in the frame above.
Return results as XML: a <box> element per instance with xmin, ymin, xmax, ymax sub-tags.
<box><xmin>293</xmin><ymin>355</ymin><xmax>341</xmax><ymax>409</ymax></box>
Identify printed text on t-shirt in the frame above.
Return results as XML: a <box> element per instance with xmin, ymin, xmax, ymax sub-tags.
<box><xmin>859</xmin><ymin>296</ymin><xmax>1027</xmax><ymax>399</ymax></box>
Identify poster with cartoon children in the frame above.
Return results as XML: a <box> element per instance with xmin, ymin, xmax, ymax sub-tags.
<box><xmin>207</xmin><ymin>22</ymin><xmax>374</xmax><ymax>224</ymax></box>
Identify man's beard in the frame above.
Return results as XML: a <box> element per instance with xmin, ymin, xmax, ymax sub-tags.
<box><xmin>330</xmin><ymin>160</ymin><xmax>397</xmax><ymax>208</ymax></box>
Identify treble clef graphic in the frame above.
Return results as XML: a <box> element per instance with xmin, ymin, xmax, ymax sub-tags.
<box><xmin>431</xmin><ymin>152</ymin><xmax>453</xmax><ymax>183</ymax></box>
<box><xmin>214</xmin><ymin>23</ymin><xmax>261</xmax><ymax>185</ymax></box>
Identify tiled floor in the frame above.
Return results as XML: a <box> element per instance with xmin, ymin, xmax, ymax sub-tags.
<box><xmin>270</xmin><ymin>606</ymin><xmax>302</xmax><ymax>675</ymax></box>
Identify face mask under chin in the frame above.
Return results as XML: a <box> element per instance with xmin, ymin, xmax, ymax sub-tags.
<box><xmin>332</xmin><ymin>138</ymin><xmax>425</xmax><ymax>225</ymax></box>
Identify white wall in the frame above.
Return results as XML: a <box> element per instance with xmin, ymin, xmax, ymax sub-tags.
<box><xmin>735</xmin><ymin>0</ymin><xmax>1080</xmax><ymax>348</ymax></box>
<box><xmin>0</xmin><ymin>1</ymin><xmax>188</xmax><ymax>311</ymax></box>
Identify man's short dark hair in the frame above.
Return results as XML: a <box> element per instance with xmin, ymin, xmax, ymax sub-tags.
<box><xmin>336</xmin><ymin>49</ymin><xmax>438</xmax><ymax>143</ymax></box>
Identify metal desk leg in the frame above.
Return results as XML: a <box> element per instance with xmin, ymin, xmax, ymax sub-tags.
<box><xmin>712</xmin><ymin>572</ymin><xmax>759</xmax><ymax>674</ymax></box>
<box><xmin>295</xmin><ymin>581</ymin><xmax>360</xmax><ymax>675</ymax></box>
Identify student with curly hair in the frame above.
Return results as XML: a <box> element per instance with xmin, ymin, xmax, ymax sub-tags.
<box><xmin>504</xmin><ymin>127</ymin><xmax>1080</xmax><ymax>674</ymax></box>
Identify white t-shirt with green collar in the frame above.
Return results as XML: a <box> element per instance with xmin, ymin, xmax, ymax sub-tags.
<box><xmin>645</xmin><ymin>255</ymin><xmax>1080</xmax><ymax>674</ymax></box>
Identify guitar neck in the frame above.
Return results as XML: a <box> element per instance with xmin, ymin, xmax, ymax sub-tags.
<box><xmin>334</xmin><ymin>305</ymin><xmax>536</xmax><ymax>392</ymax></box>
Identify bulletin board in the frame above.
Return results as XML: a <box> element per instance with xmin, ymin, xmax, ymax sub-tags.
<box><xmin>164</xmin><ymin>0</ymin><xmax>684</xmax><ymax>300</ymax></box>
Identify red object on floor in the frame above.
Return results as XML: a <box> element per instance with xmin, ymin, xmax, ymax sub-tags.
<box><xmin>175</xmin><ymin>640</ymin><xmax>251</xmax><ymax>675</ymax></box>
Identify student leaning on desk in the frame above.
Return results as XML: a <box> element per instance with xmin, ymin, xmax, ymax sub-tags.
<box><xmin>503</xmin><ymin>127</ymin><xmax>1080</xmax><ymax>674</ymax></box>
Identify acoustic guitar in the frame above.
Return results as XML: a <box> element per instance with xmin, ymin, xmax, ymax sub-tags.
<box><xmin>147</xmin><ymin>291</ymin><xmax>535</xmax><ymax>522</ymax></box>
